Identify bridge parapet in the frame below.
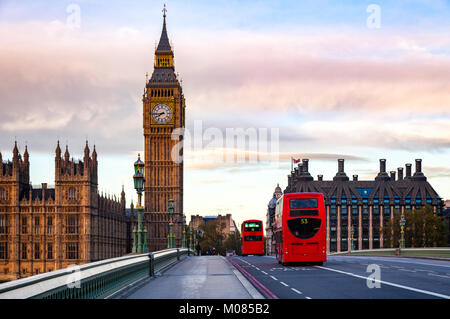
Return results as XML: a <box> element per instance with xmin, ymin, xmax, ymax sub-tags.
<box><xmin>0</xmin><ymin>248</ymin><xmax>191</xmax><ymax>299</ymax></box>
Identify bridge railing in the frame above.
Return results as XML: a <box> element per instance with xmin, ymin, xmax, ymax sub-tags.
<box><xmin>0</xmin><ymin>248</ymin><xmax>191</xmax><ymax>299</ymax></box>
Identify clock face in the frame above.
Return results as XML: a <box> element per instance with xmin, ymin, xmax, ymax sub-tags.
<box><xmin>152</xmin><ymin>104</ymin><xmax>172</xmax><ymax>124</ymax></box>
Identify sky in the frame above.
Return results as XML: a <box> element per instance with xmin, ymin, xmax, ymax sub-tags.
<box><xmin>0</xmin><ymin>0</ymin><xmax>449</xmax><ymax>230</ymax></box>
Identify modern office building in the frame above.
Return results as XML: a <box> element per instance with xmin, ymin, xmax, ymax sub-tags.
<box><xmin>281</xmin><ymin>158</ymin><xmax>444</xmax><ymax>253</ymax></box>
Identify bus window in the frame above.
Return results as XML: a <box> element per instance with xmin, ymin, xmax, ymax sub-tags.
<box><xmin>244</xmin><ymin>235</ymin><xmax>263</xmax><ymax>241</ymax></box>
<box><xmin>290</xmin><ymin>209</ymin><xmax>319</xmax><ymax>217</ymax></box>
<box><xmin>287</xmin><ymin>218</ymin><xmax>321</xmax><ymax>239</ymax></box>
<box><xmin>289</xmin><ymin>198</ymin><xmax>318</xmax><ymax>209</ymax></box>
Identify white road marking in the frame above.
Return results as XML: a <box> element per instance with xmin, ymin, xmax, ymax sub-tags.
<box><xmin>291</xmin><ymin>288</ymin><xmax>302</xmax><ymax>294</ymax></box>
<box><xmin>332</xmin><ymin>256</ymin><xmax>450</xmax><ymax>269</ymax></box>
<box><xmin>270</xmin><ymin>275</ymin><xmax>278</xmax><ymax>281</ymax></box>
<box><xmin>261</xmin><ymin>271</ymin><xmax>268</xmax><ymax>275</ymax></box>
<box><xmin>280</xmin><ymin>282</ymin><xmax>289</xmax><ymax>287</ymax></box>
<box><xmin>428</xmin><ymin>273</ymin><xmax>450</xmax><ymax>279</ymax></box>
<box><xmin>305</xmin><ymin>296</ymin><xmax>312</xmax><ymax>299</ymax></box>
<box><xmin>316</xmin><ymin>266</ymin><xmax>450</xmax><ymax>299</ymax></box>
<box><xmin>398</xmin><ymin>268</ymin><xmax>416</xmax><ymax>272</ymax></box>
<box><xmin>255</xmin><ymin>267</ymin><xmax>260</xmax><ymax>270</ymax></box>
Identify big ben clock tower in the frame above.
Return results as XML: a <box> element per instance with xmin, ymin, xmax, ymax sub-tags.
<box><xmin>143</xmin><ymin>6</ymin><xmax>185</xmax><ymax>251</ymax></box>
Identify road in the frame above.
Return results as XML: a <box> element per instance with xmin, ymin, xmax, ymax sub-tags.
<box><xmin>122</xmin><ymin>255</ymin><xmax>263</xmax><ymax>299</ymax></box>
<box><xmin>228</xmin><ymin>255</ymin><xmax>450</xmax><ymax>299</ymax></box>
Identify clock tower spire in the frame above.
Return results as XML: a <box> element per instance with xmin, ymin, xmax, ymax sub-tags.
<box><xmin>143</xmin><ymin>6</ymin><xmax>186</xmax><ymax>251</ymax></box>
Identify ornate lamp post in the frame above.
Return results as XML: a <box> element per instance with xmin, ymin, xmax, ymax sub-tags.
<box><xmin>132</xmin><ymin>154</ymin><xmax>148</xmax><ymax>253</ymax></box>
<box><xmin>182</xmin><ymin>215</ymin><xmax>187</xmax><ymax>248</ymax></box>
<box><xmin>351</xmin><ymin>225</ymin><xmax>355</xmax><ymax>251</ymax></box>
<box><xmin>167</xmin><ymin>198</ymin><xmax>176</xmax><ymax>248</ymax></box>
<box><xmin>189</xmin><ymin>226</ymin><xmax>193</xmax><ymax>251</ymax></box>
<box><xmin>399</xmin><ymin>213</ymin><xmax>406</xmax><ymax>249</ymax></box>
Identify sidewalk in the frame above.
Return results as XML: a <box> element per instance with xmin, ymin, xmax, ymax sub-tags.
<box><xmin>122</xmin><ymin>256</ymin><xmax>264</xmax><ymax>299</ymax></box>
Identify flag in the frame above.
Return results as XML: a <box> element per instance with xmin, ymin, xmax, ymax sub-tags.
<box><xmin>291</xmin><ymin>157</ymin><xmax>301</xmax><ymax>172</ymax></box>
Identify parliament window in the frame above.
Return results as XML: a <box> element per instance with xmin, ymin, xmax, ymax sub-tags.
<box><xmin>47</xmin><ymin>243</ymin><xmax>53</xmax><ymax>259</ymax></box>
<box><xmin>22</xmin><ymin>217</ymin><xmax>28</xmax><ymax>234</ymax></box>
<box><xmin>0</xmin><ymin>188</ymin><xmax>5</xmax><ymax>201</ymax></box>
<box><xmin>66</xmin><ymin>243</ymin><xmax>79</xmax><ymax>260</ymax></box>
<box><xmin>66</xmin><ymin>215</ymin><xmax>79</xmax><ymax>234</ymax></box>
<box><xmin>47</xmin><ymin>216</ymin><xmax>53</xmax><ymax>234</ymax></box>
<box><xmin>34</xmin><ymin>243</ymin><xmax>40</xmax><ymax>260</ymax></box>
<box><xmin>0</xmin><ymin>242</ymin><xmax>7</xmax><ymax>259</ymax></box>
<box><xmin>68</xmin><ymin>187</ymin><xmax>77</xmax><ymax>201</ymax></box>
<box><xmin>0</xmin><ymin>215</ymin><xmax>7</xmax><ymax>234</ymax></box>
<box><xmin>21</xmin><ymin>243</ymin><xmax>27</xmax><ymax>259</ymax></box>
<box><xmin>34</xmin><ymin>217</ymin><xmax>40</xmax><ymax>235</ymax></box>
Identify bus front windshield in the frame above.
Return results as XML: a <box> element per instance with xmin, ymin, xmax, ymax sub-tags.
<box><xmin>287</xmin><ymin>218</ymin><xmax>321</xmax><ymax>239</ymax></box>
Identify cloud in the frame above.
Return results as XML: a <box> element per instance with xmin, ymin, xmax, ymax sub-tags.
<box><xmin>0</xmin><ymin>21</ymin><xmax>449</xmax><ymax>157</ymax></box>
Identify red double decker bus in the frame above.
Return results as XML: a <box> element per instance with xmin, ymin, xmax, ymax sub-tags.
<box><xmin>274</xmin><ymin>193</ymin><xmax>326</xmax><ymax>265</ymax></box>
<box><xmin>241</xmin><ymin>220</ymin><xmax>264</xmax><ymax>256</ymax></box>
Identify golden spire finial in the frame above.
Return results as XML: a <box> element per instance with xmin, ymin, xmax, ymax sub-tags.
<box><xmin>162</xmin><ymin>4</ymin><xmax>167</xmax><ymax>18</ymax></box>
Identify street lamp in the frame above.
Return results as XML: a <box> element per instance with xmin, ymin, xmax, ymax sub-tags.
<box><xmin>351</xmin><ymin>225</ymin><xmax>355</xmax><ymax>252</ymax></box>
<box><xmin>399</xmin><ymin>213</ymin><xmax>406</xmax><ymax>249</ymax></box>
<box><xmin>182</xmin><ymin>215</ymin><xmax>187</xmax><ymax>248</ymax></box>
<box><xmin>132</xmin><ymin>153</ymin><xmax>147</xmax><ymax>253</ymax></box>
<box><xmin>167</xmin><ymin>198</ymin><xmax>176</xmax><ymax>248</ymax></box>
<box><xmin>189</xmin><ymin>226</ymin><xmax>193</xmax><ymax>251</ymax></box>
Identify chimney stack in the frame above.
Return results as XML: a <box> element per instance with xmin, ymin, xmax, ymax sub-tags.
<box><xmin>412</xmin><ymin>159</ymin><xmax>426</xmax><ymax>181</ymax></box>
<box><xmin>318</xmin><ymin>175</ymin><xmax>323</xmax><ymax>181</ymax></box>
<box><xmin>353</xmin><ymin>175</ymin><xmax>358</xmax><ymax>181</ymax></box>
<box><xmin>375</xmin><ymin>159</ymin><xmax>390</xmax><ymax>181</ymax></box>
<box><xmin>338</xmin><ymin>159</ymin><xmax>344</xmax><ymax>173</ymax></box>
<box><xmin>380</xmin><ymin>159</ymin><xmax>386</xmax><ymax>173</ymax></box>
<box><xmin>302</xmin><ymin>159</ymin><xmax>309</xmax><ymax>173</ymax></box>
<box><xmin>390</xmin><ymin>171</ymin><xmax>396</xmax><ymax>181</ymax></box>
<box><xmin>415</xmin><ymin>159</ymin><xmax>422</xmax><ymax>174</ymax></box>
<box><xmin>405</xmin><ymin>164</ymin><xmax>412</xmax><ymax>178</ymax></box>
<box><xmin>397</xmin><ymin>167</ymin><xmax>403</xmax><ymax>180</ymax></box>
<box><xmin>333</xmin><ymin>159</ymin><xmax>349</xmax><ymax>181</ymax></box>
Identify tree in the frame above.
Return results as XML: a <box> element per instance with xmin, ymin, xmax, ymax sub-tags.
<box><xmin>223</xmin><ymin>231</ymin><xmax>242</xmax><ymax>255</ymax></box>
<box><xmin>383</xmin><ymin>205</ymin><xmax>448</xmax><ymax>248</ymax></box>
<box><xmin>198</xmin><ymin>220</ymin><xmax>225</xmax><ymax>255</ymax></box>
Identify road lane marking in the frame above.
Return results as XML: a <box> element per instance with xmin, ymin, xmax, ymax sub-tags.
<box><xmin>332</xmin><ymin>256</ymin><xmax>450</xmax><ymax>269</ymax></box>
<box><xmin>270</xmin><ymin>275</ymin><xmax>278</xmax><ymax>281</ymax></box>
<box><xmin>227</xmin><ymin>257</ymin><xmax>279</xmax><ymax>299</ymax></box>
<box><xmin>428</xmin><ymin>273</ymin><xmax>450</xmax><ymax>279</ymax></box>
<box><xmin>261</xmin><ymin>271</ymin><xmax>268</xmax><ymax>275</ymax></box>
<box><xmin>316</xmin><ymin>266</ymin><xmax>450</xmax><ymax>299</ymax></box>
<box><xmin>305</xmin><ymin>296</ymin><xmax>312</xmax><ymax>299</ymax></box>
<box><xmin>256</xmin><ymin>267</ymin><xmax>260</xmax><ymax>270</ymax></box>
<box><xmin>398</xmin><ymin>268</ymin><xmax>416</xmax><ymax>272</ymax></box>
<box><xmin>291</xmin><ymin>288</ymin><xmax>302</xmax><ymax>294</ymax></box>
<box><xmin>280</xmin><ymin>282</ymin><xmax>289</xmax><ymax>287</ymax></box>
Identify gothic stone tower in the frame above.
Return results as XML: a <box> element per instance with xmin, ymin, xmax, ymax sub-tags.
<box><xmin>143</xmin><ymin>9</ymin><xmax>185</xmax><ymax>251</ymax></box>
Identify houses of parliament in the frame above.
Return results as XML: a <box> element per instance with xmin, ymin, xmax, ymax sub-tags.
<box><xmin>0</xmin><ymin>9</ymin><xmax>185</xmax><ymax>280</ymax></box>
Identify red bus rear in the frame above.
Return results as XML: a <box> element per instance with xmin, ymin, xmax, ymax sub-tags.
<box><xmin>241</xmin><ymin>219</ymin><xmax>264</xmax><ymax>256</ymax></box>
<box><xmin>273</xmin><ymin>193</ymin><xmax>326</xmax><ymax>265</ymax></box>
